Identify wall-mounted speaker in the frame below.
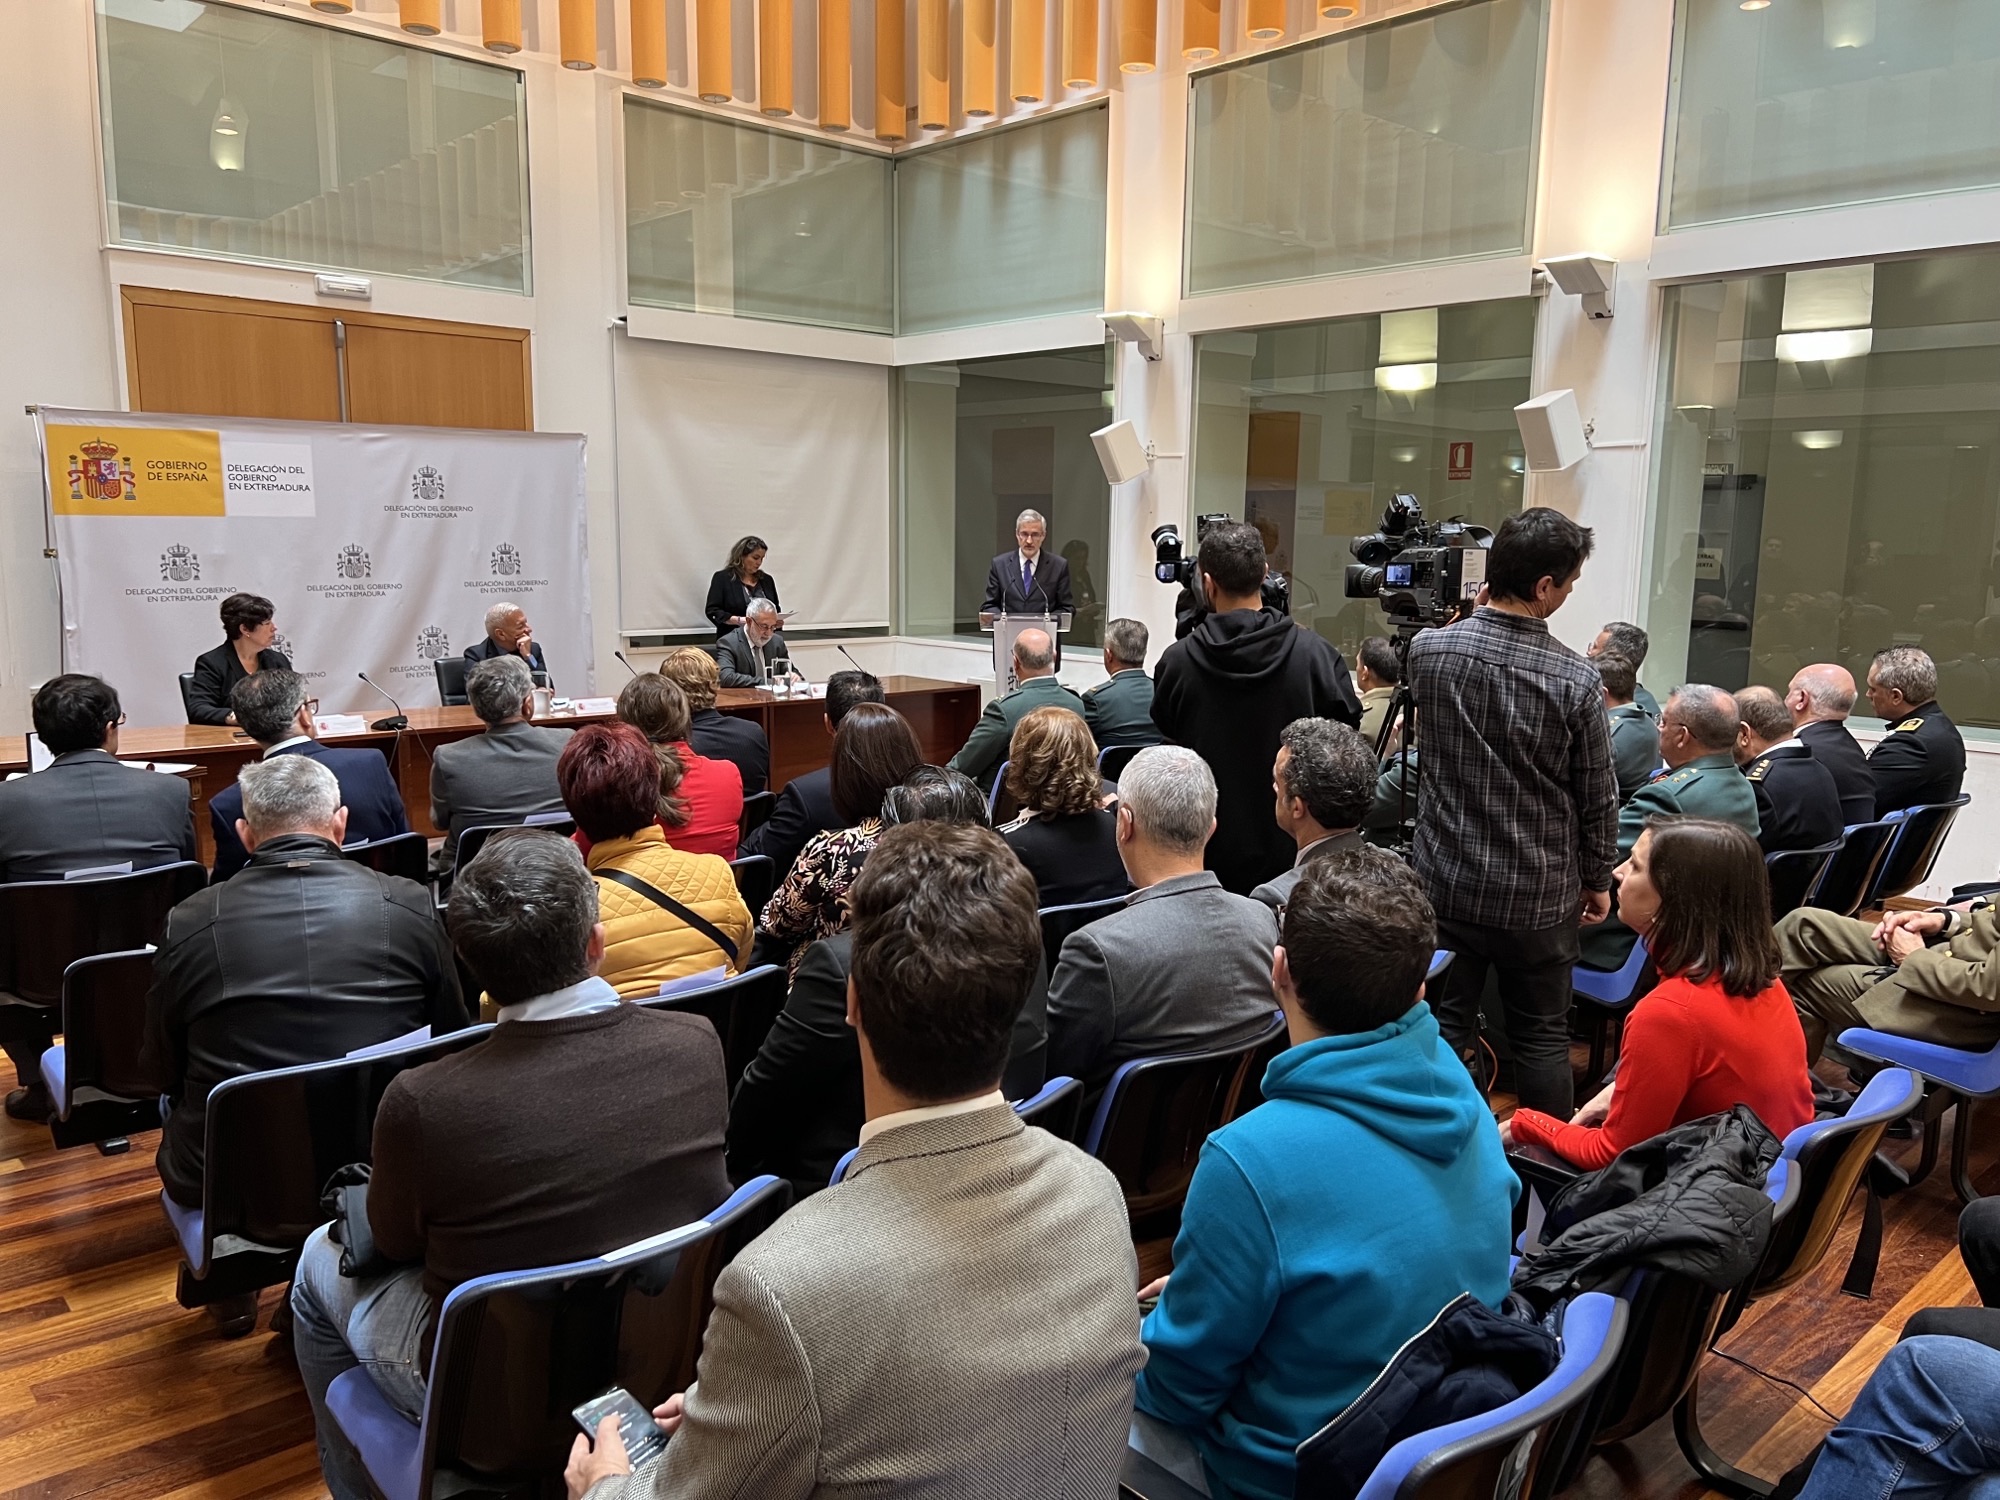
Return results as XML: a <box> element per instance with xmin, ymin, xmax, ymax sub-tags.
<box><xmin>1090</xmin><ymin>420</ymin><xmax>1150</xmax><ymax>485</ymax></box>
<box><xmin>1514</xmin><ymin>388</ymin><xmax>1589</xmax><ymax>472</ymax></box>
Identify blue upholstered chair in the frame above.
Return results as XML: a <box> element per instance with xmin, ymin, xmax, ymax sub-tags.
<box><xmin>1840</xmin><ymin>1025</ymin><xmax>2000</xmax><ymax>1204</ymax></box>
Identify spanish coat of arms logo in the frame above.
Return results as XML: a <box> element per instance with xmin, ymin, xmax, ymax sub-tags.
<box><xmin>159</xmin><ymin>545</ymin><xmax>200</xmax><ymax>582</ymax></box>
<box><xmin>490</xmin><ymin>543</ymin><xmax>522</xmax><ymax>577</ymax></box>
<box><xmin>416</xmin><ymin>626</ymin><xmax>451</xmax><ymax>660</ymax></box>
<box><xmin>337</xmin><ymin>544</ymin><xmax>372</xmax><ymax>579</ymax></box>
<box><xmin>411</xmin><ymin>466</ymin><xmax>446</xmax><ymax>503</ymax></box>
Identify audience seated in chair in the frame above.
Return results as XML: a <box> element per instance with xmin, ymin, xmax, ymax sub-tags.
<box><xmin>1503</xmin><ymin>819</ymin><xmax>1814</xmax><ymax>1170</ymax></box>
<box><xmin>999</xmin><ymin>705</ymin><xmax>1128</xmax><ymax>909</ymax></box>
<box><xmin>428</xmin><ymin>655</ymin><xmax>572</xmax><ymax>874</ymax></box>
<box><xmin>1046</xmin><ymin>747</ymin><xmax>1279</xmax><ymax>1100</ymax></box>
<box><xmin>565</xmin><ymin>820</ymin><xmax>1145</xmax><ymax>1500</ymax></box>
<box><xmin>1249</xmin><ymin>716</ymin><xmax>1375</xmax><ymax>912</ymax></box>
<box><xmin>293</xmin><ymin>830</ymin><xmax>731</xmax><ymax>1500</ymax></box>
<box><xmin>0</xmin><ymin>673</ymin><xmax>196</xmax><ymax>1120</ymax></box>
<box><xmin>1130</xmin><ymin>845</ymin><xmax>1518</xmax><ymax>1500</ymax></box>
<box><xmin>207</xmin><ymin>669</ymin><xmax>410</xmax><ymax>882</ymax></box>
<box><xmin>1864</xmin><ymin>644</ymin><xmax>1966</xmax><ymax>818</ymax></box>
<box><xmin>729</xmin><ymin>766</ymin><xmax>1047</xmax><ymax>1198</ymax></box>
<box><xmin>759</xmin><ymin>703</ymin><xmax>924</xmax><ymax>978</ymax></box>
<box><xmin>1733</xmin><ymin>685</ymin><xmax>1843</xmax><ymax>855</ymax></box>
<box><xmin>1082</xmin><ymin>618</ymin><xmax>1166</xmax><ymax>750</ymax></box>
<box><xmin>558</xmin><ymin>723</ymin><xmax>752</xmax><ymax>998</ymax></box>
<box><xmin>740</xmin><ymin>669</ymin><xmax>885</xmax><ymax>880</ymax></box>
<box><xmin>659</xmin><ymin>648</ymin><xmax>769</xmax><ymax>795</ymax></box>
<box><xmin>142</xmin><ymin>754</ymin><xmax>465</xmax><ymax>1225</ymax></box>
<box><xmin>616</xmin><ymin>672</ymin><xmax>742</xmax><ymax>859</ymax></box>
<box><xmin>947</xmin><ymin>627</ymin><xmax>1088</xmax><ymax>794</ymax></box>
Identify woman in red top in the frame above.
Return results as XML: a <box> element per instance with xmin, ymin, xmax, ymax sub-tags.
<box><xmin>615</xmin><ymin>672</ymin><xmax>742</xmax><ymax>859</ymax></box>
<box><xmin>1504</xmin><ymin>817</ymin><xmax>1815</xmax><ymax>1170</ymax></box>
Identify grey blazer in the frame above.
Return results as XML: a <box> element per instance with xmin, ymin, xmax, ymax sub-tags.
<box><xmin>716</xmin><ymin>627</ymin><xmax>791</xmax><ymax>688</ymax></box>
<box><xmin>1249</xmin><ymin>828</ymin><xmax>1366</xmax><ymax>912</ymax></box>
<box><xmin>594</xmin><ymin>1105</ymin><xmax>1144</xmax><ymax>1500</ymax></box>
<box><xmin>428</xmin><ymin>721</ymin><xmax>574</xmax><ymax>867</ymax></box>
<box><xmin>1047</xmin><ymin>870</ymin><xmax>1279</xmax><ymax>1091</ymax></box>
<box><xmin>0</xmin><ymin>750</ymin><xmax>195</xmax><ymax>883</ymax></box>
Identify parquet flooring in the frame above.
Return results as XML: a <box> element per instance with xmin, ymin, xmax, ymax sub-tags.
<box><xmin>0</xmin><ymin>1079</ymin><xmax>1990</xmax><ymax>1499</ymax></box>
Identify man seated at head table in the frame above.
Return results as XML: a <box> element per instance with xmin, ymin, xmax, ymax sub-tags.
<box><xmin>465</xmin><ymin>601</ymin><xmax>548</xmax><ymax>677</ymax></box>
<box><xmin>565</xmin><ymin>819</ymin><xmax>1144</xmax><ymax>1500</ymax></box>
<box><xmin>715</xmin><ymin>598</ymin><xmax>792</xmax><ymax>688</ymax></box>
<box><xmin>0</xmin><ymin>672</ymin><xmax>197</xmax><ymax>1121</ymax></box>
<box><xmin>206</xmin><ymin>670</ymin><xmax>409</xmax><ymax>882</ymax></box>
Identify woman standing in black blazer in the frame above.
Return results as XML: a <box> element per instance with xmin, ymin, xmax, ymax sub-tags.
<box><xmin>704</xmin><ymin>535</ymin><xmax>781</xmax><ymax>638</ymax></box>
<box><xmin>186</xmin><ymin>592</ymin><xmax>291</xmax><ymax>725</ymax></box>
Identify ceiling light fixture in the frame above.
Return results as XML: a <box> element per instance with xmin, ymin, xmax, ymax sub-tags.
<box><xmin>1375</xmin><ymin>363</ymin><xmax>1437</xmax><ymax>394</ymax></box>
<box><xmin>1776</xmin><ymin>328</ymin><xmax>1873</xmax><ymax>362</ymax></box>
<box><xmin>1794</xmin><ymin>430</ymin><xmax>1845</xmax><ymax>451</ymax></box>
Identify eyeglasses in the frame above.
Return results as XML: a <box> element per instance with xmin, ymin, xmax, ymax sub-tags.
<box><xmin>302</xmin><ymin>697</ymin><xmax>320</xmax><ymax>717</ymax></box>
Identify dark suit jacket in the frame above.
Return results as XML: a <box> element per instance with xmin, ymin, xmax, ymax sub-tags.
<box><xmin>716</xmin><ymin>627</ymin><xmax>793</xmax><ymax>688</ymax></box>
<box><xmin>1797</xmin><ymin>719</ymin><xmax>1876</xmax><ymax>826</ymax></box>
<box><xmin>688</xmin><ymin>708</ymin><xmax>769</xmax><ymax>796</ymax></box>
<box><xmin>982</xmin><ymin>550</ymin><xmax>1074</xmax><ymax>618</ymax></box>
<box><xmin>208</xmin><ymin>740</ymin><xmax>411</xmax><ymax>880</ymax></box>
<box><xmin>1001</xmin><ymin>809</ymin><xmax>1129</xmax><ymax>910</ymax></box>
<box><xmin>186</xmin><ymin>643</ymin><xmax>291</xmax><ymax>726</ymax></box>
<box><xmin>0</xmin><ymin>750</ymin><xmax>196</xmax><ymax>882</ymax></box>
<box><xmin>428</xmin><ymin>721</ymin><xmax>573</xmax><ymax>867</ymax></box>
<box><xmin>726</xmin><ymin>933</ymin><xmax>1048</xmax><ymax>1198</ymax></box>
<box><xmin>464</xmin><ymin>635</ymin><xmax>549</xmax><ymax>676</ymax></box>
<box><xmin>1248</xmin><ymin>828</ymin><xmax>1365</xmax><ymax>911</ymax></box>
<box><xmin>1868</xmin><ymin>701</ymin><xmax>1967</xmax><ymax>818</ymax></box>
<box><xmin>739</xmin><ymin>765</ymin><xmax>837</xmax><ymax>879</ymax></box>
<box><xmin>1082</xmin><ymin>670</ymin><xmax>1164</xmax><ymax>750</ymax></box>
<box><xmin>704</xmin><ymin>569</ymin><xmax>780</xmax><ymax>637</ymax></box>
<box><xmin>948</xmin><ymin>676</ymin><xmax>1090</xmax><ymax>792</ymax></box>
<box><xmin>1744</xmin><ymin>742</ymin><xmax>1844</xmax><ymax>854</ymax></box>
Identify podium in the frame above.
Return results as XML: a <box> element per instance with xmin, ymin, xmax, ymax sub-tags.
<box><xmin>980</xmin><ymin>609</ymin><xmax>1072</xmax><ymax>694</ymax></box>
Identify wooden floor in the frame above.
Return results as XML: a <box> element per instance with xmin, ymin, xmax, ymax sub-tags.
<box><xmin>0</xmin><ymin>1082</ymin><xmax>1988</xmax><ymax>1500</ymax></box>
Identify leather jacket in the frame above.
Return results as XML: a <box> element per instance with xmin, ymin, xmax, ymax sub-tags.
<box><xmin>143</xmin><ymin>833</ymin><xmax>468</xmax><ymax>1207</ymax></box>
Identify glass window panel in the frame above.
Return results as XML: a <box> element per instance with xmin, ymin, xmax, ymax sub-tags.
<box><xmin>1647</xmin><ymin>252</ymin><xmax>2000</xmax><ymax>730</ymax></box>
<box><xmin>96</xmin><ymin>0</ymin><xmax>529</xmax><ymax>293</ymax></box>
<box><xmin>1664</xmin><ymin>0</ymin><xmax>2000</xmax><ymax>230</ymax></box>
<box><xmin>625</xmin><ymin>101</ymin><xmax>894</xmax><ymax>334</ymax></box>
<box><xmin>1191</xmin><ymin>299</ymin><xmax>1535</xmax><ymax>658</ymax></box>
<box><xmin>900</xmin><ymin>345</ymin><xmax>1115</xmax><ymax>649</ymax></box>
<box><xmin>1185</xmin><ymin>0</ymin><xmax>1546</xmax><ymax>298</ymax></box>
<box><xmin>895</xmin><ymin>106</ymin><xmax>1109</xmax><ymax>336</ymax></box>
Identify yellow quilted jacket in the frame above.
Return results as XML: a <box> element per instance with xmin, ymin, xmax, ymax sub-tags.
<box><xmin>586</xmin><ymin>826</ymin><xmax>753</xmax><ymax>999</ymax></box>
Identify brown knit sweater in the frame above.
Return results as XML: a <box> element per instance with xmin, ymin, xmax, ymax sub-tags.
<box><xmin>367</xmin><ymin>1003</ymin><xmax>733</xmax><ymax>1316</ymax></box>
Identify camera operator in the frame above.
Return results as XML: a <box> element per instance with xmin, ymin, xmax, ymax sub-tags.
<box><xmin>1405</xmin><ymin>507</ymin><xmax>1617</xmax><ymax>1116</ymax></box>
<box><xmin>1153</xmin><ymin>522</ymin><xmax>1361</xmax><ymax>896</ymax></box>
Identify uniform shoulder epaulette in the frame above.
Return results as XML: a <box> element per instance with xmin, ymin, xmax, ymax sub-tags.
<box><xmin>1744</xmin><ymin>761</ymin><xmax>1770</xmax><ymax>782</ymax></box>
<box><xmin>1894</xmin><ymin>718</ymin><xmax>1926</xmax><ymax>733</ymax></box>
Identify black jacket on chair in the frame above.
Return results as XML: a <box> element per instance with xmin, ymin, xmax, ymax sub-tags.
<box><xmin>142</xmin><ymin>834</ymin><xmax>468</xmax><ymax>1208</ymax></box>
<box><xmin>186</xmin><ymin>643</ymin><xmax>292</xmax><ymax>726</ymax></box>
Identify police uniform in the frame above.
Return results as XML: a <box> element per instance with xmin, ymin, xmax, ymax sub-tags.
<box><xmin>1798</xmin><ymin>719</ymin><xmax>1876</xmax><ymax>826</ymax></box>
<box><xmin>1607</xmin><ymin>702</ymin><xmax>1661</xmax><ymax>804</ymax></box>
<box><xmin>1743</xmin><ymin>741</ymin><xmax>1844</xmax><ymax>854</ymax></box>
<box><xmin>1581</xmin><ymin>751</ymin><xmax>1761</xmax><ymax>969</ymax></box>
<box><xmin>1867</xmin><ymin>700</ymin><xmax>1966</xmax><ymax>818</ymax></box>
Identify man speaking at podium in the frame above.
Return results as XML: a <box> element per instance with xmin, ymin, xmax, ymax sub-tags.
<box><xmin>984</xmin><ymin>510</ymin><xmax>1074</xmax><ymax>626</ymax></box>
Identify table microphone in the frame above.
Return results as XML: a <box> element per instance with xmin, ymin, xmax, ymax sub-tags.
<box><xmin>837</xmin><ymin>644</ymin><xmax>868</xmax><ymax>676</ymax></box>
<box><xmin>614</xmin><ymin>650</ymin><xmax>640</xmax><ymax>677</ymax></box>
<box><xmin>357</xmin><ymin>672</ymin><xmax>409</xmax><ymax>731</ymax></box>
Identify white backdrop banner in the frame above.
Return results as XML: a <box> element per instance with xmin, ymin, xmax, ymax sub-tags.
<box><xmin>36</xmin><ymin>407</ymin><xmax>591</xmax><ymax>726</ymax></box>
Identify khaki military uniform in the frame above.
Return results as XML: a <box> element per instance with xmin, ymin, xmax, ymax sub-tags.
<box><xmin>1779</xmin><ymin>903</ymin><xmax>2000</xmax><ymax>1062</ymax></box>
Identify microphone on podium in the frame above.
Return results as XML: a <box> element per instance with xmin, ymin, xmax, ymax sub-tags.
<box><xmin>357</xmin><ymin>672</ymin><xmax>409</xmax><ymax>731</ymax></box>
<box><xmin>614</xmin><ymin>650</ymin><xmax>641</xmax><ymax>677</ymax></box>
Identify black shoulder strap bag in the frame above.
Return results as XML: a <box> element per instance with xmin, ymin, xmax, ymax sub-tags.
<box><xmin>597</xmin><ymin>866</ymin><xmax>738</xmax><ymax>964</ymax></box>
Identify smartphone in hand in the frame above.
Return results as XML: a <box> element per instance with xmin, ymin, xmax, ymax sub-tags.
<box><xmin>572</xmin><ymin>1387</ymin><xmax>669</xmax><ymax>1470</ymax></box>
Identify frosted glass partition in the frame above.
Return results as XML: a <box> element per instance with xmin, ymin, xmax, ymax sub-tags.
<box><xmin>96</xmin><ymin>0</ymin><xmax>529</xmax><ymax>293</ymax></box>
<box><xmin>626</xmin><ymin>102</ymin><xmax>894</xmax><ymax>333</ymax></box>
<box><xmin>1185</xmin><ymin>0</ymin><xmax>1546</xmax><ymax>298</ymax></box>
<box><xmin>895</xmin><ymin>106</ymin><xmax>1109</xmax><ymax>336</ymax></box>
<box><xmin>1665</xmin><ymin>1</ymin><xmax>2000</xmax><ymax>230</ymax></box>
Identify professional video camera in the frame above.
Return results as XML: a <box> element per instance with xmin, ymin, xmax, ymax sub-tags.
<box><xmin>1343</xmin><ymin>493</ymin><xmax>1492</xmax><ymax>633</ymax></box>
<box><xmin>1153</xmin><ymin>514</ymin><xmax>1291</xmax><ymax>637</ymax></box>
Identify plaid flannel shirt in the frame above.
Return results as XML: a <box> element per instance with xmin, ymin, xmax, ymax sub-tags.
<box><xmin>1405</xmin><ymin>608</ymin><xmax>1618</xmax><ymax>930</ymax></box>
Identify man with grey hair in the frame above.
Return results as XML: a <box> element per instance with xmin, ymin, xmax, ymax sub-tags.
<box><xmin>1084</xmin><ymin>617</ymin><xmax>1165</xmax><ymax>750</ymax></box>
<box><xmin>948</xmin><ymin>626</ymin><xmax>1087</xmax><ymax>793</ymax></box>
<box><xmin>1046</xmin><ymin>746</ymin><xmax>1278</xmax><ymax>1097</ymax></box>
<box><xmin>1865</xmin><ymin>645</ymin><xmax>1965</xmax><ymax>817</ymax></box>
<box><xmin>429</xmin><ymin>655</ymin><xmax>574</xmax><ymax>872</ymax></box>
<box><xmin>1588</xmin><ymin>620</ymin><xmax>1660</xmax><ymax>720</ymax></box>
<box><xmin>1786</xmin><ymin>663</ymin><xmax>1876</xmax><ymax>824</ymax></box>
<box><xmin>983</xmin><ymin>508</ymin><xmax>1075</xmax><ymax>665</ymax></box>
<box><xmin>143</xmin><ymin>755</ymin><xmax>465</xmax><ymax>1300</ymax></box>
<box><xmin>716</xmin><ymin>596</ymin><xmax>793</xmax><ymax>688</ymax></box>
<box><xmin>1251</xmin><ymin>719</ymin><xmax>1375</xmax><ymax>911</ymax></box>
<box><xmin>207</xmin><ymin>668</ymin><xmax>410</xmax><ymax>881</ymax></box>
<box><xmin>466</xmin><ymin>600</ymin><xmax>548</xmax><ymax>677</ymax></box>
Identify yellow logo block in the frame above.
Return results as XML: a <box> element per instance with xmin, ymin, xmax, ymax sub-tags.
<box><xmin>49</xmin><ymin>424</ymin><xmax>224</xmax><ymax>517</ymax></box>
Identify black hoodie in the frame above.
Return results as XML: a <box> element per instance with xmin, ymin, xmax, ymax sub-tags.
<box><xmin>1150</xmin><ymin>607</ymin><xmax>1361</xmax><ymax>894</ymax></box>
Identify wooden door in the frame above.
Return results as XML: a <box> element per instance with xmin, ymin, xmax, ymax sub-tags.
<box><xmin>120</xmin><ymin>287</ymin><xmax>532</xmax><ymax>431</ymax></box>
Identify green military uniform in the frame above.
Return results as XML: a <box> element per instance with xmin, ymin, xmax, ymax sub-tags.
<box><xmin>1779</xmin><ymin>902</ymin><xmax>2000</xmax><ymax>1062</ymax></box>
<box><xmin>1580</xmin><ymin>751</ymin><xmax>1760</xmax><ymax>968</ymax></box>
<box><xmin>1633</xmin><ymin>681</ymin><xmax>1661</xmax><ymax>721</ymax></box>
<box><xmin>947</xmin><ymin>674</ymin><xmax>1089</xmax><ymax>792</ymax></box>
<box><xmin>1607</xmin><ymin>703</ymin><xmax>1660</xmax><ymax>805</ymax></box>
<box><xmin>1081</xmin><ymin>669</ymin><xmax>1164</xmax><ymax>751</ymax></box>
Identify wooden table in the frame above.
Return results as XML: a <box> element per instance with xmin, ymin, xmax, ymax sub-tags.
<box><xmin>0</xmin><ymin>677</ymin><xmax>980</xmax><ymax>866</ymax></box>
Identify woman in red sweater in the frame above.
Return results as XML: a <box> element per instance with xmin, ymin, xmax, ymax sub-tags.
<box><xmin>612</xmin><ymin>673</ymin><xmax>742</xmax><ymax>859</ymax></box>
<box><xmin>1505</xmin><ymin>817</ymin><xmax>1814</xmax><ymax>1170</ymax></box>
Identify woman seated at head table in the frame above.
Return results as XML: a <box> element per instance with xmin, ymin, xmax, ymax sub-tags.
<box><xmin>186</xmin><ymin>592</ymin><xmax>289</xmax><ymax>726</ymax></box>
<box><xmin>1501</xmin><ymin>817</ymin><xmax>1815</xmax><ymax>1171</ymax></box>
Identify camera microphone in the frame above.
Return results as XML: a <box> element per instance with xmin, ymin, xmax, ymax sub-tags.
<box><xmin>357</xmin><ymin>672</ymin><xmax>408</xmax><ymax>731</ymax></box>
<box><xmin>614</xmin><ymin>650</ymin><xmax>640</xmax><ymax>677</ymax></box>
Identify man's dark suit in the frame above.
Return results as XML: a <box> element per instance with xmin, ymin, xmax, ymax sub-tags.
<box><xmin>1082</xmin><ymin>670</ymin><xmax>1165</xmax><ymax>750</ymax></box>
<box><xmin>716</xmin><ymin>626</ymin><xmax>792</xmax><ymax>688</ymax></box>
<box><xmin>739</xmin><ymin>766</ymin><xmax>837</xmax><ymax>880</ymax></box>
<box><xmin>464</xmin><ymin>635</ymin><xmax>549</xmax><ymax>680</ymax></box>
<box><xmin>1798</xmin><ymin>719</ymin><xmax>1876</xmax><ymax>826</ymax></box>
<box><xmin>1743</xmin><ymin>742</ymin><xmax>1844</xmax><ymax>853</ymax></box>
<box><xmin>142</xmin><ymin>833</ymin><xmax>466</xmax><ymax>1207</ymax></box>
<box><xmin>208</xmin><ymin>740</ymin><xmax>410</xmax><ymax>881</ymax></box>
<box><xmin>982</xmin><ymin>550</ymin><xmax>1074</xmax><ymax>619</ymax></box>
<box><xmin>1868</xmin><ymin>700</ymin><xmax>1967</xmax><ymax>818</ymax></box>
<box><xmin>688</xmin><ymin>708</ymin><xmax>769</xmax><ymax>796</ymax></box>
<box><xmin>726</xmin><ymin>933</ymin><xmax>1048</xmax><ymax>1199</ymax></box>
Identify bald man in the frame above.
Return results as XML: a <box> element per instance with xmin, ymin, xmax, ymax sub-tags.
<box><xmin>1786</xmin><ymin>664</ymin><xmax>1875</xmax><ymax>825</ymax></box>
<box><xmin>947</xmin><ymin>627</ymin><xmax>1087</xmax><ymax>794</ymax></box>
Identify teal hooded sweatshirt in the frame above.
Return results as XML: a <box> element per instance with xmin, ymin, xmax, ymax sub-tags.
<box><xmin>1134</xmin><ymin>1002</ymin><xmax>1518</xmax><ymax>1500</ymax></box>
